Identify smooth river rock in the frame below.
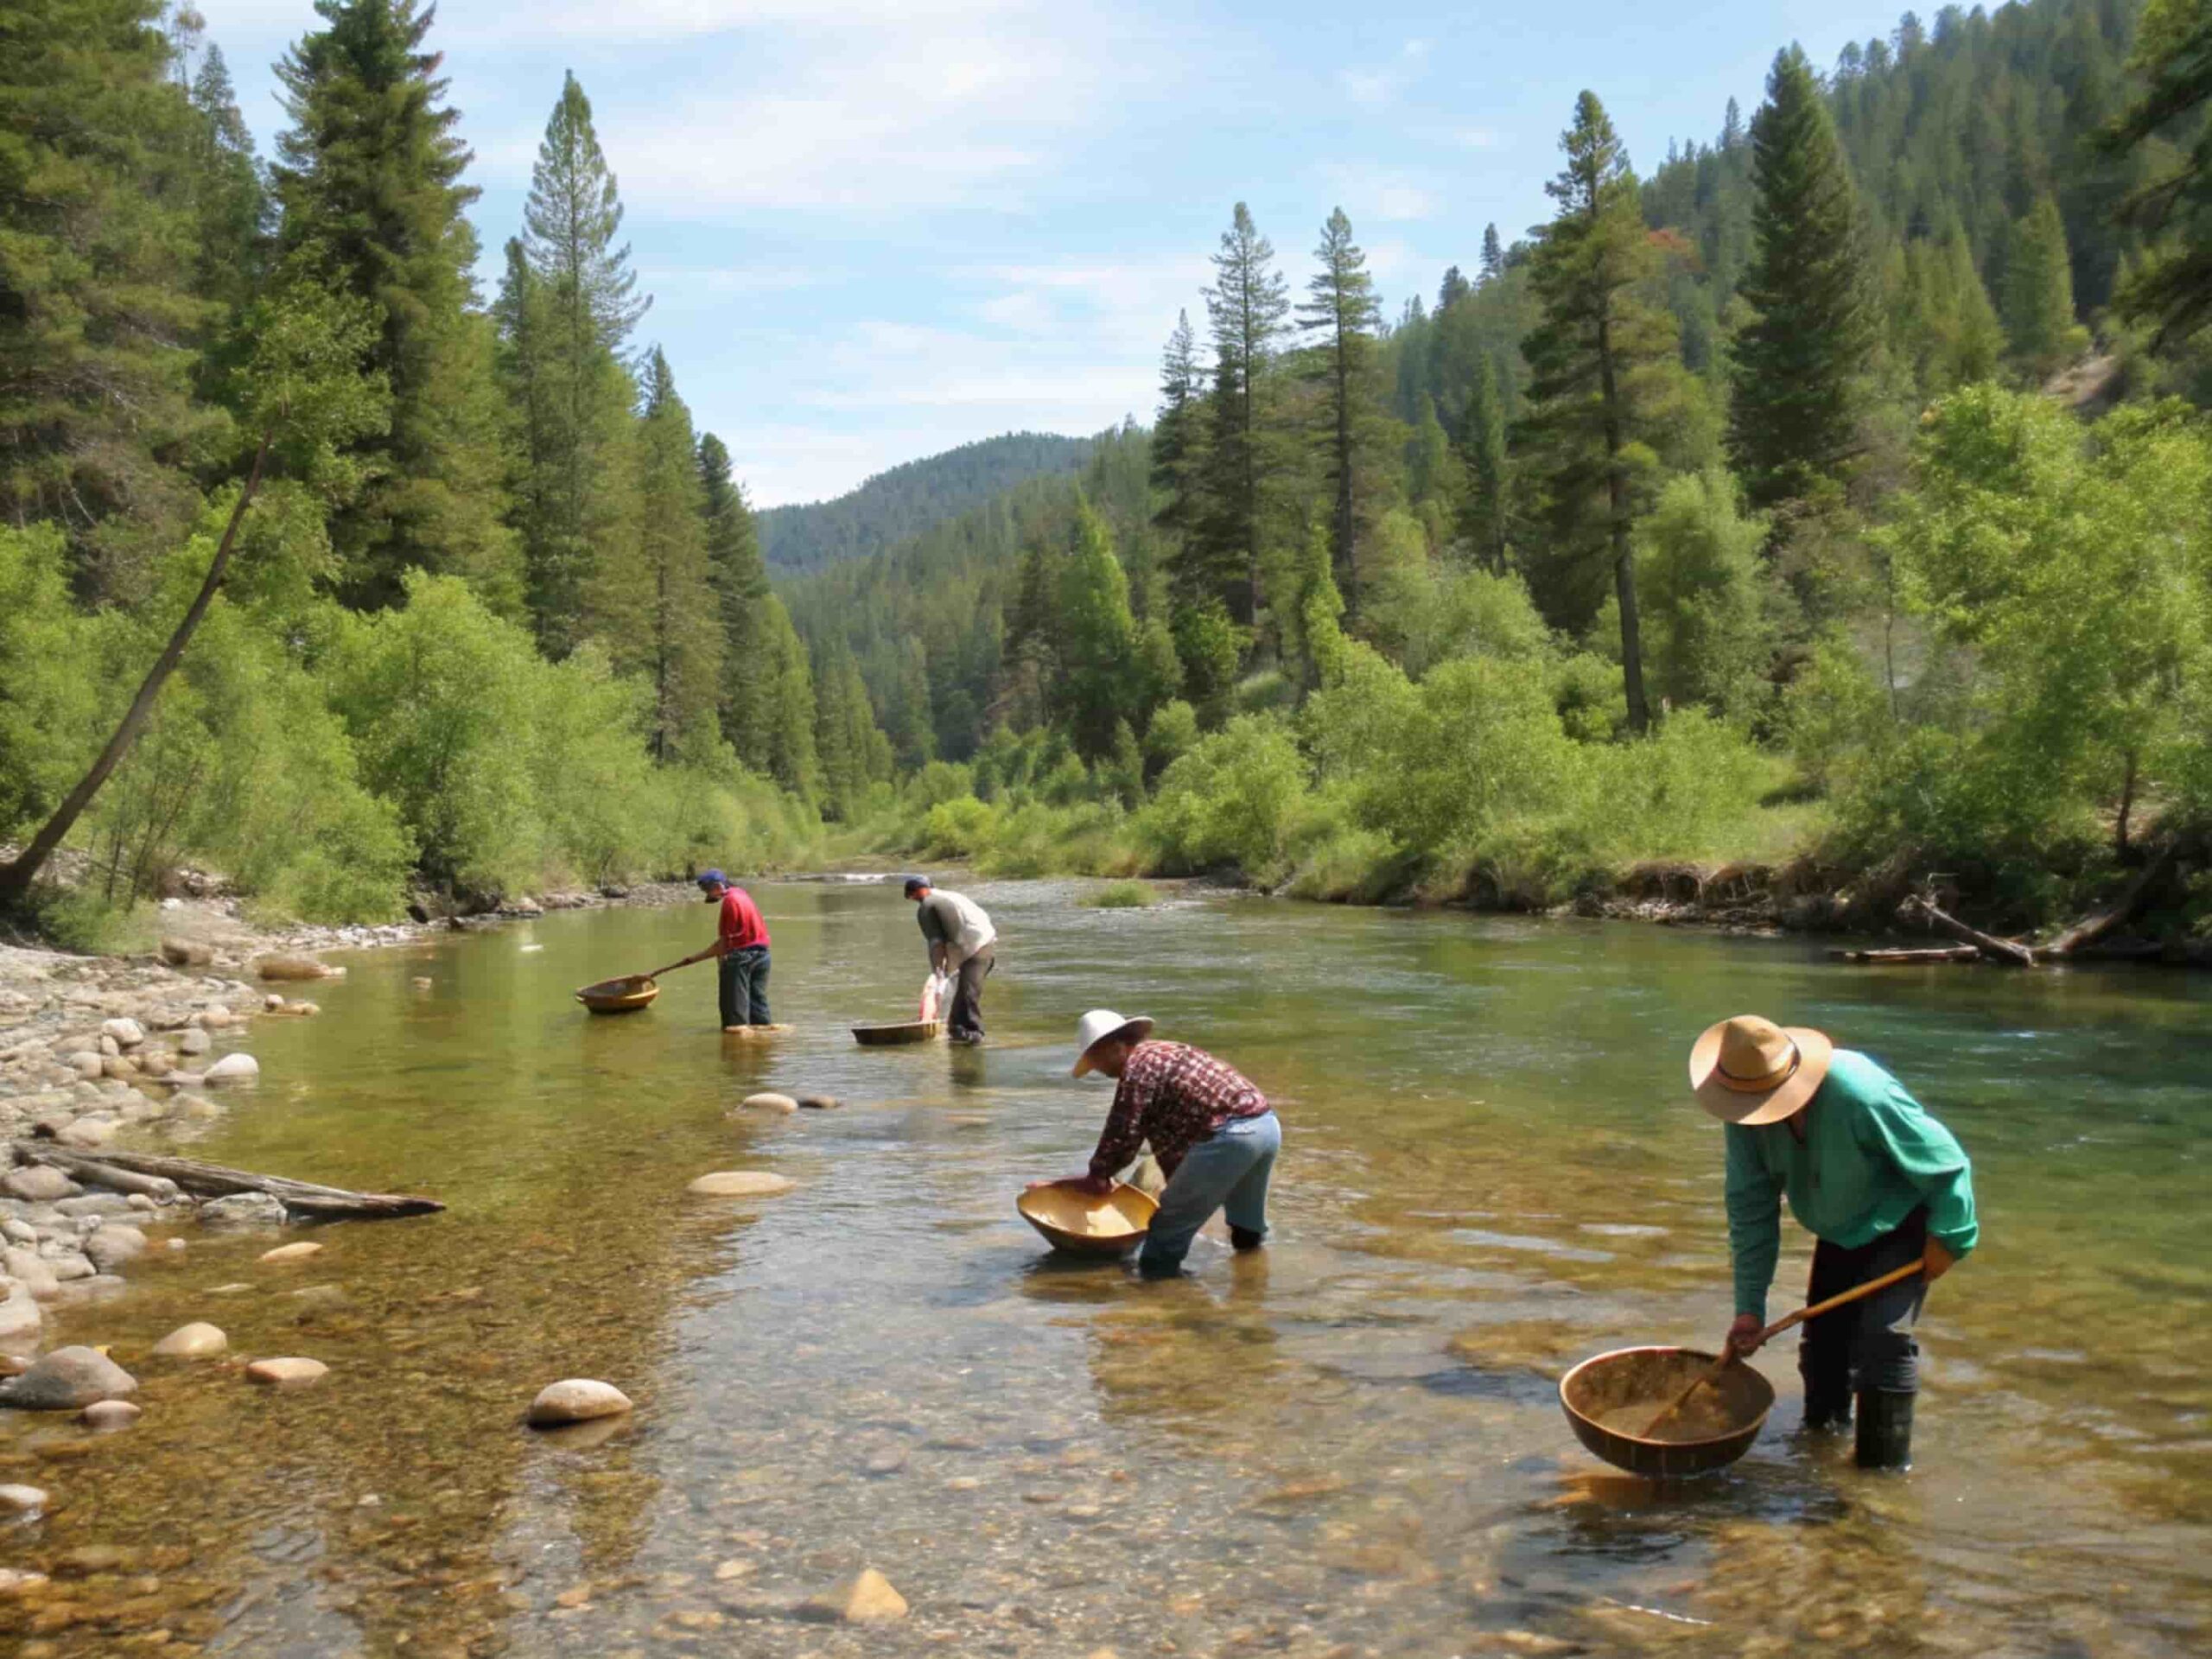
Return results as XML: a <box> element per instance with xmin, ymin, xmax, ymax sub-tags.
<box><xmin>0</xmin><ymin>1484</ymin><xmax>48</xmax><ymax>1513</ymax></box>
<box><xmin>82</xmin><ymin>1224</ymin><xmax>146</xmax><ymax>1272</ymax></box>
<box><xmin>739</xmin><ymin>1091</ymin><xmax>798</xmax><ymax>1114</ymax></box>
<box><xmin>0</xmin><ymin>1283</ymin><xmax>40</xmax><ymax>1341</ymax></box>
<box><xmin>687</xmin><ymin>1171</ymin><xmax>797</xmax><ymax>1198</ymax></box>
<box><xmin>0</xmin><ymin>1345</ymin><xmax>137</xmax><ymax>1409</ymax></box>
<box><xmin>176</xmin><ymin>1027</ymin><xmax>213</xmax><ymax>1056</ymax></box>
<box><xmin>205</xmin><ymin>1052</ymin><xmax>261</xmax><ymax>1085</ymax></box>
<box><xmin>804</xmin><ymin>1567</ymin><xmax>909</xmax><ymax>1624</ymax></box>
<box><xmin>152</xmin><ymin>1321</ymin><xmax>227</xmax><ymax>1358</ymax></box>
<box><xmin>3</xmin><ymin>1166</ymin><xmax>74</xmax><ymax>1204</ymax></box>
<box><xmin>245</xmin><ymin>1357</ymin><xmax>327</xmax><ymax>1388</ymax></box>
<box><xmin>80</xmin><ymin>1399</ymin><xmax>142</xmax><ymax>1431</ymax></box>
<box><xmin>255</xmin><ymin>954</ymin><xmax>337</xmax><ymax>982</ymax></box>
<box><xmin>526</xmin><ymin>1378</ymin><xmax>633</xmax><ymax>1427</ymax></box>
<box><xmin>258</xmin><ymin>1241</ymin><xmax>321</xmax><ymax>1263</ymax></box>
<box><xmin>200</xmin><ymin>1192</ymin><xmax>286</xmax><ymax>1230</ymax></box>
<box><xmin>101</xmin><ymin>1018</ymin><xmax>146</xmax><ymax>1049</ymax></box>
<box><xmin>3</xmin><ymin>1248</ymin><xmax>59</xmax><ymax>1302</ymax></box>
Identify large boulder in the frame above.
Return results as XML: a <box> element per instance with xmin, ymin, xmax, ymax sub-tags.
<box><xmin>205</xmin><ymin>1052</ymin><xmax>260</xmax><ymax>1085</ymax></box>
<box><xmin>2</xmin><ymin>1166</ymin><xmax>74</xmax><ymax>1204</ymax></box>
<box><xmin>0</xmin><ymin>1345</ymin><xmax>137</xmax><ymax>1409</ymax></box>
<box><xmin>526</xmin><ymin>1378</ymin><xmax>633</xmax><ymax>1427</ymax></box>
<box><xmin>254</xmin><ymin>955</ymin><xmax>339</xmax><ymax>982</ymax></box>
<box><xmin>160</xmin><ymin>938</ymin><xmax>213</xmax><ymax>968</ymax></box>
<box><xmin>83</xmin><ymin>1225</ymin><xmax>147</xmax><ymax>1273</ymax></box>
<box><xmin>56</xmin><ymin>1116</ymin><xmax>118</xmax><ymax>1149</ymax></box>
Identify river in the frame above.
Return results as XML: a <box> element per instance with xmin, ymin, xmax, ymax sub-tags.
<box><xmin>3</xmin><ymin>877</ymin><xmax>2208</xmax><ymax>1656</ymax></box>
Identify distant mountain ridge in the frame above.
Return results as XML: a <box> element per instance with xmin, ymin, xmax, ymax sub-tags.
<box><xmin>758</xmin><ymin>432</ymin><xmax>1098</xmax><ymax>571</ymax></box>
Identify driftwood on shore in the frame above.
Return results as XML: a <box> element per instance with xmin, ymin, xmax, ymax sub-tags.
<box><xmin>2045</xmin><ymin>844</ymin><xmax>2176</xmax><ymax>958</ymax></box>
<box><xmin>11</xmin><ymin>1142</ymin><xmax>443</xmax><ymax>1220</ymax></box>
<box><xmin>1830</xmin><ymin>944</ymin><xmax>1984</xmax><ymax>965</ymax></box>
<box><xmin>1902</xmin><ymin>895</ymin><xmax>2038</xmax><ymax>966</ymax></box>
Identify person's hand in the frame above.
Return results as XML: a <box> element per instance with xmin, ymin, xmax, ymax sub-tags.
<box><xmin>1923</xmin><ymin>1237</ymin><xmax>1957</xmax><ymax>1284</ymax></box>
<box><xmin>1724</xmin><ymin>1313</ymin><xmax>1766</xmax><ymax>1358</ymax></box>
<box><xmin>1028</xmin><ymin>1173</ymin><xmax>1113</xmax><ymax>1195</ymax></box>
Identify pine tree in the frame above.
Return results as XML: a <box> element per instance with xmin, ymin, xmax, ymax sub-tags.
<box><xmin>1298</xmin><ymin>207</ymin><xmax>1388</xmax><ymax>604</ymax></box>
<box><xmin>0</xmin><ymin>0</ymin><xmax>227</xmax><ymax>601</ymax></box>
<box><xmin>1051</xmin><ymin>498</ymin><xmax>1140</xmax><ymax>758</ymax></box>
<box><xmin>1438</xmin><ymin>265</ymin><xmax>1471</xmax><ymax>310</ymax></box>
<box><xmin>598</xmin><ymin>350</ymin><xmax>718</xmax><ymax>760</ymax></box>
<box><xmin>273</xmin><ymin>0</ymin><xmax>518</xmax><ymax>612</ymax></box>
<box><xmin>183</xmin><ymin>44</ymin><xmax>270</xmax><ymax>314</ymax></box>
<box><xmin>2105</xmin><ymin>0</ymin><xmax>2212</xmax><ymax>344</ymax></box>
<box><xmin>1150</xmin><ymin>312</ymin><xmax>1206</xmax><ymax>548</ymax></box>
<box><xmin>1518</xmin><ymin>91</ymin><xmax>1676</xmax><ymax>732</ymax></box>
<box><xmin>1191</xmin><ymin>203</ymin><xmax>1291</xmax><ymax>628</ymax></box>
<box><xmin>1729</xmin><ymin>47</ymin><xmax>1875</xmax><ymax>509</ymax></box>
<box><xmin>505</xmin><ymin>71</ymin><xmax>650</xmax><ymax>656</ymax></box>
<box><xmin>698</xmin><ymin>432</ymin><xmax>781</xmax><ymax>772</ymax></box>
<box><xmin>2003</xmin><ymin>192</ymin><xmax>2078</xmax><ymax>377</ymax></box>
<box><xmin>1454</xmin><ymin>355</ymin><xmax>1511</xmax><ymax>572</ymax></box>
<box><xmin>1480</xmin><ymin>223</ymin><xmax>1505</xmax><ymax>283</ymax></box>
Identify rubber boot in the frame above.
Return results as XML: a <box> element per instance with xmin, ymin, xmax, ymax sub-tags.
<box><xmin>1853</xmin><ymin>1389</ymin><xmax>1915</xmax><ymax>1470</ymax></box>
<box><xmin>1801</xmin><ymin>1382</ymin><xmax>1854</xmax><ymax>1434</ymax></box>
<box><xmin>1229</xmin><ymin>1225</ymin><xmax>1265</xmax><ymax>1252</ymax></box>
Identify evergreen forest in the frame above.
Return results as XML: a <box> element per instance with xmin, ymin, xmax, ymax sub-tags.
<box><xmin>7</xmin><ymin>0</ymin><xmax>2212</xmax><ymax>944</ymax></box>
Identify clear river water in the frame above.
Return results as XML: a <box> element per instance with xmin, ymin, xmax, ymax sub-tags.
<box><xmin>3</xmin><ymin>877</ymin><xmax>2209</xmax><ymax>1657</ymax></box>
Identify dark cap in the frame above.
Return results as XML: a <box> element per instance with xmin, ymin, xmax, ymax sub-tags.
<box><xmin>902</xmin><ymin>875</ymin><xmax>931</xmax><ymax>896</ymax></box>
<box><xmin>697</xmin><ymin>869</ymin><xmax>729</xmax><ymax>888</ymax></box>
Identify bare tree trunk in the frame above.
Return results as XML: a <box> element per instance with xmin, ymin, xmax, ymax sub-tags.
<box><xmin>2115</xmin><ymin>751</ymin><xmax>2138</xmax><ymax>860</ymax></box>
<box><xmin>0</xmin><ymin>431</ymin><xmax>272</xmax><ymax>907</ymax></box>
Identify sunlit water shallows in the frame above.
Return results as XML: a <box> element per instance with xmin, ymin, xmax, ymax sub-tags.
<box><xmin>3</xmin><ymin>880</ymin><xmax>2208</xmax><ymax>1657</ymax></box>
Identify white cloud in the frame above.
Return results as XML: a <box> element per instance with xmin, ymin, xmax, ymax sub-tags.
<box><xmin>1319</xmin><ymin>165</ymin><xmax>1443</xmax><ymax>223</ymax></box>
<box><xmin>1339</xmin><ymin>37</ymin><xmax>1431</xmax><ymax>107</ymax></box>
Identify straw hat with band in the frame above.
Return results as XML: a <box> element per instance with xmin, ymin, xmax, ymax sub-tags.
<box><xmin>1689</xmin><ymin>1014</ymin><xmax>1835</xmax><ymax>1125</ymax></box>
<box><xmin>1071</xmin><ymin>1008</ymin><xmax>1154</xmax><ymax>1077</ymax></box>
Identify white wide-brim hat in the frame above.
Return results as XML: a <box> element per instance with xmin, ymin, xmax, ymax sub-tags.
<box><xmin>1071</xmin><ymin>1008</ymin><xmax>1154</xmax><ymax>1077</ymax></box>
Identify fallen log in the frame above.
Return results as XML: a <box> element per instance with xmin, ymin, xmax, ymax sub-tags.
<box><xmin>2044</xmin><ymin>843</ymin><xmax>2177</xmax><ymax>957</ymax></box>
<box><xmin>1902</xmin><ymin>896</ymin><xmax>2037</xmax><ymax>967</ymax></box>
<box><xmin>1829</xmin><ymin>945</ymin><xmax>1982</xmax><ymax>965</ymax></box>
<box><xmin>12</xmin><ymin>1147</ymin><xmax>178</xmax><ymax>1201</ymax></box>
<box><xmin>12</xmin><ymin>1142</ymin><xmax>442</xmax><ymax>1220</ymax></box>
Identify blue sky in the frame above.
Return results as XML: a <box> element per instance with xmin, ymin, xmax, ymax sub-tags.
<box><xmin>202</xmin><ymin>1</ymin><xmax>1910</xmax><ymax>506</ymax></box>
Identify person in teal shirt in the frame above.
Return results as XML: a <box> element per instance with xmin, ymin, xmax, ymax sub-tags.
<box><xmin>1690</xmin><ymin>1014</ymin><xmax>1978</xmax><ymax>1470</ymax></box>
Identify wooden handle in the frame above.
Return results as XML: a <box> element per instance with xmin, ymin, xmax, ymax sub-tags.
<box><xmin>1758</xmin><ymin>1259</ymin><xmax>1923</xmax><ymax>1343</ymax></box>
<box><xmin>1639</xmin><ymin>1259</ymin><xmax>1925</xmax><ymax>1440</ymax></box>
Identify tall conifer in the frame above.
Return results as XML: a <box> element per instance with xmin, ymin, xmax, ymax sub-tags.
<box><xmin>613</xmin><ymin>349</ymin><xmax>719</xmax><ymax>760</ymax></box>
<box><xmin>1299</xmin><ymin>208</ymin><xmax>1387</xmax><ymax>605</ymax></box>
<box><xmin>1192</xmin><ymin>203</ymin><xmax>1291</xmax><ymax>628</ymax></box>
<box><xmin>1518</xmin><ymin>91</ymin><xmax>1675</xmax><ymax>732</ymax></box>
<box><xmin>1729</xmin><ymin>46</ymin><xmax>1874</xmax><ymax>508</ymax></box>
<box><xmin>273</xmin><ymin>0</ymin><xmax>518</xmax><ymax>612</ymax></box>
<box><xmin>1150</xmin><ymin>312</ymin><xmax>1206</xmax><ymax>549</ymax></box>
<box><xmin>505</xmin><ymin>71</ymin><xmax>649</xmax><ymax>656</ymax></box>
<box><xmin>0</xmin><ymin>0</ymin><xmax>226</xmax><ymax>600</ymax></box>
<box><xmin>1455</xmin><ymin>355</ymin><xmax>1511</xmax><ymax>572</ymax></box>
<box><xmin>2003</xmin><ymin>193</ymin><xmax>2078</xmax><ymax>377</ymax></box>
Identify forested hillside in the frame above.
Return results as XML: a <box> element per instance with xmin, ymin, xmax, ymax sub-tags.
<box><xmin>791</xmin><ymin>0</ymin><xmax>2212</xmax><ymax>935</ymax></box>
<box><xmin>758</xmin><ymin>434</ymin><xmax>1096</xmax><ymax>571</ymax></box>
<box><xmin>5</xmin><ymin>0</ymin><xmax>2212</xmax><ymax>941</ymax></box>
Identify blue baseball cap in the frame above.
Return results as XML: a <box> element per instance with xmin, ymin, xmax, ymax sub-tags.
<box><xmin>697</xmin><ymin>869</ymin><xmax>728</xmax><ymax>888</ymax></box>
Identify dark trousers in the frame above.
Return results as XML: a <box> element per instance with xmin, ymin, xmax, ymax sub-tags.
<box><xmin>1800</xmin><ymin>1206</ymin><xmax>1927</xmax><ymax>1409</ymax></box>
<box><xmin>948</xmin><ymin>945</ymin><xmax>993</xmax><ymax>1038</ymax></box>
<box><xmin>718</xmin><ymin>946</ymin><xmax>771</xmax><ymax>1027</ymax></box>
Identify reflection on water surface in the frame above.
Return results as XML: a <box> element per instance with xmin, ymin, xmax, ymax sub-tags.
<box><xmin>2</xmin><ymin>880</ymin><xmax>2207</xmax><ymax>1656</ymax></box>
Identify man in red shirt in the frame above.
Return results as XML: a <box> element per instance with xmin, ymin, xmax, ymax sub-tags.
<box><xmin>670</xmin><ymin>870</ymin><xmax>772</xmax><ymax>1029</ymax></box>
<box><xmin>1045</xmin><ymin>1009</ymin><xmax>1281</xmax><ymax>1278</ymax></box>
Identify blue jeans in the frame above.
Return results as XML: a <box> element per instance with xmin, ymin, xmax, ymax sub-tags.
<box><xmin>719</xmin><ymin>946</ymin><xmax>771</xmax><ymax>1026</ymax></box>
<box><xmin>1139</xmin><ymin>1111</ymin><xmax>1280</xmax><ymax>1277</ymax></box>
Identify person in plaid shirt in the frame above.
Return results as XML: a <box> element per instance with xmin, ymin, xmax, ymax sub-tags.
<box><xmin>1048</xmin><ymin>1009</ymin><xmax>1281</xmax><ymax>1277</ymax></box>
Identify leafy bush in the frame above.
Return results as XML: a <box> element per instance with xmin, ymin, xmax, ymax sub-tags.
<box><xmin>1084</xmin><ymin>879</ymin><xmax>1158</xmax><ymax>907</ymax></box>
<box><xmin>1137</xmin><ymin>715</ymin><xmax>1306</xmax><ymax>879</ymax></box>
